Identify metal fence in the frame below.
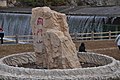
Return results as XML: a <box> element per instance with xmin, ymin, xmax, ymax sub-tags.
<box><xmin>3</xmin><ymin>31</ymin><xmax>120</xmax><ymax>44</ymax></box>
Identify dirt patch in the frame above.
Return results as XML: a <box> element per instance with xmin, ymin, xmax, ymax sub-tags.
<box><xmin>0</xmin><ymin>40</ymin><xmax>119</xmax><ymax>60</ymax></box>
<box><xmin>75</xmin><ymin>40</ymin><xmax>120</xmax><ymax>60</ymax></box>
<box><xmin>0</xmin><ymin>44</ymin><xmax>34</xmax><ymax>58</ymax></box>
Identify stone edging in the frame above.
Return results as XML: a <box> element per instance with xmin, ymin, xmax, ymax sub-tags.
<box><xmin>0</xmin><ymin>52</ymin><xmax>119</xmax><ymax>80</ymax></box>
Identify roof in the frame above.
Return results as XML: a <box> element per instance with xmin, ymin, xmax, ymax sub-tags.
<box><xmin>65</xmin><ymin>6</ymin><xmax>120</xmax><ymax>17</ymax></box>
<box><xmin>0</xmin><ymin>6</ymin><xmax>120</xmax><ymax>16</ymax></box>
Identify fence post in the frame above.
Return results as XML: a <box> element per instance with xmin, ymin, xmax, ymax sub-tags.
<box><xmin>109</xmin><ymin>31</ymin><xmax>111</xmax><ymax>39</ymax></box>
<box><xmin>15</xmin><ymin>34</ymin><xmax>18</xmax><ymax>44</ymax></box>
<box><xmin>91</xmin><ymin>31</ymin><xmax>94</xmax><ymax>40</ymax></box>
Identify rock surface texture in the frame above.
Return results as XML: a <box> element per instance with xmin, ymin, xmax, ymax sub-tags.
<box><xmin>31</xmin><ymin>7</ymin><xmax>81</xmax><ymax>69</ymax></box>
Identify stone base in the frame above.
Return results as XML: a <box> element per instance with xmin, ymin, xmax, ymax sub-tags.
<box><xmin>0</xmin><ymin>52</ymin><xmax>120</xmax><ymax>80</ymax></box>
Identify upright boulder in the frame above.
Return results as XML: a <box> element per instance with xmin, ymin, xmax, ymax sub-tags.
<box><xmin>31</xmin><ymin>7</ymin><xmax>81</xmax><ymax>69</ymax></box>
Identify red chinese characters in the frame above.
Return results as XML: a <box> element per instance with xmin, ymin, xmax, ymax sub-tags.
<box><xmin>37</xmin><ymin>29</ymin><xmax>42</xmax><ymax>36</ymax></box>
<box><xmin>37</xmin><ymin>18</ymin><xmax>43</xmax><ymax>25</ymax></box>
<box><xmin>33</xmin><ymin>29</ymin><xmax>42</xmax><ymax>36</ymax></box>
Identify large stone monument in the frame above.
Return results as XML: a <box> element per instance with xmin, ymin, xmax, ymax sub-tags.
<box><xmin>31</xmin><ymin>7</ymin><xmax>81</xmax><ymax>69</ymax></box>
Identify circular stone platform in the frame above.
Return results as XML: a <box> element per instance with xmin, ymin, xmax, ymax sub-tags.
<box><xmin>0</xmin><ymin>52</ymin><xmax>120</xmax><ymax>80</ymax></box>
